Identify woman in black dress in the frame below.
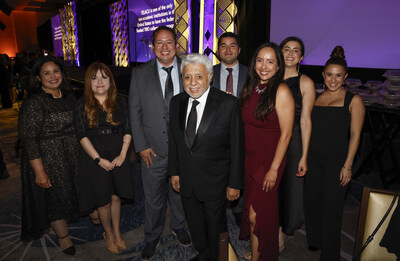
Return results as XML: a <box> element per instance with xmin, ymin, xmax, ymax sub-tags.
<box><xmin>18</xmin><ymin>55</ymin><xmax>79</xmax><ymax>255</ymax></box>
<box><xmin>74</xmin><ymin>62</ymin><xmax>133</xmax><ymax>254</ymax></box>
<box><xmin>304</xmin><ymin>46</ymin><xmax>365</xmax><ymax>260</ymax></box>
<box><xmin>278</xmin><ymin>37</ymin><xmax>315</xmax><ymax>250</ymax></box>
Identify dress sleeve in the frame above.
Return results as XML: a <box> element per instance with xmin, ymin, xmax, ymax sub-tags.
<box><xmin>18</xmin><ymin>97</ymin><xmax>44</xmax><ymax>160</ymax></box>
<box><xmin>73</xmin><ymin>99</ymin><xmax>88</xmax><ymax>141</ymax></box>
<box><xmin>118</xmin><ymin>95</ymin><xmax>131</xmax><ymax>135</ymax></box>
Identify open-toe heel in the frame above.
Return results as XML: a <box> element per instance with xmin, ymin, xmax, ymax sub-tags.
<box><xmin>90</xmin><ymin>217</ymin><xmax>101</xmax><ymax>226</ymax></box>
<box><xmin>244</xmin><ymin>251</ymin><xmax>251</xmax><ymax>261</ymax></box>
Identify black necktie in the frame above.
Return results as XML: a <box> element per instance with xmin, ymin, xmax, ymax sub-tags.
<box><xmin>162</xmin><ymin>66</ymin><xmax>174</xmax><ymax>106</ymax></box>
<box><xmin>186</xmin><ymin>100</ymin><xmax>199</xmax><ymax>146</ymax></box>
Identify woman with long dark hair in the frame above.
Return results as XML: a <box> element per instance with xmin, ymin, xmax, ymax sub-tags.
<box><xmin>74</xmin><ymin>62</ymin><xmax>133</xmax><ymax>254</ymax></box>
<box><xmin>304</xmin><ymin>46</ymin><xmax>365</xmax><ymax>260</ymax></box>
<box><xmin>18</xmin><ymin>55</ymin><xmax>79</xmax><ymax>255</ymax></box>
<box><xmin>239</xmin><ymin>42</ymin><xmax>294</xmax><ymax>261</ymax></box>
<box><xmin>278</xmin><ymin>37</ymin><xmax>315</xmax><ymax>250</ymax></box>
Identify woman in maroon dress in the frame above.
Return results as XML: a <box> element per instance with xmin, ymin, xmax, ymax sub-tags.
<box><xmin>239</xmin><ymin>42</ymin><xmax>294</xmax><ymax>261</ymax></box>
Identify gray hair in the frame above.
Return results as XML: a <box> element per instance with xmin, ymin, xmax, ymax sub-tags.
<box><xmin>181</xmin><ymin>53</ymin><xmax>213</xmax><ymax>77</ymax></box>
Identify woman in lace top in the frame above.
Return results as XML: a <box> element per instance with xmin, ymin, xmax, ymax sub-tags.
<box><xmin>18</xmin><ymin>55</ymin><xmax>79</xmax><ymax>255</ymax></box>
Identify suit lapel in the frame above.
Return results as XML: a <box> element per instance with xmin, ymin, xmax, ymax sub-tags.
<box><xmin>238</xmin><ymin>64</ymin><xmax>246</xmax><ymax>96</ymax></box>
<box><xmin>150</xmin><ymin>60</ymin><xmax>167</xmax><ymax>107</ymax></box>
<box><xmin>213</xmin><ymin>64</ymin><xmax>221</xmax><ymax>90</ymax></box>
<box><xmin>195</xmin><ymin>88</ymin><xmax>218</xmax><ymax>145</ymax></box>
<box><xmin>179</xmin><ymin>94</ymin><xmax>190</xmax><ymax>148</ymax></box>
<box><xmin>177</xmin><ymin>57</ymin><xmax>184</xmax><ymax>92</ymax></box>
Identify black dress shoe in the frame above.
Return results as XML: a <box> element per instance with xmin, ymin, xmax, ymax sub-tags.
<box><xmin>141</xmin><ymin>239</ymin><xmax>159</xmax><ymax>260</ymax></box>
<box><xmin>172</xmin><ymin>228</ymin><xmax>192</xmax><ymax>246</ymax></box>
<box><xmin>62</xmin><ymin>245</ymin><xmax>76</xmax><ymax>256</ymax></box>
<box><xmin>307</xmin><ymin>245</ymin><xmax>320</xmax><ymax>252</ymax></box>
<box><xmin>233</xmin><ymin>212</ymin><xmax>242</xmax><ymax>227</ymax></box>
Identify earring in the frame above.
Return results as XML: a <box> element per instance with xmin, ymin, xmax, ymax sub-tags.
<box><xmin>342</xmin><ymin>82</ymin><xmax>345</xmax><ymax>89</ymax></box>
<box><xmin>322</xmin><ymin>83</ymin><xmax>326</xmax><ymax>91</ymax></box>
<box><xmin>297</xmin><ymin>63</ymin><xmax>300</xmax><ymax>73</ymax></box>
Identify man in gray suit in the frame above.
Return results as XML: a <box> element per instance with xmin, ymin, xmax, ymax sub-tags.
<box><xmin>129</xmin><ymin>26</ymin><xmax>191</xmax><ymax>260</ymax></box>
<box><xmin>213</xmin><ymin>32</ymin><xmax>248</xmax><ymax>227</ymax></box>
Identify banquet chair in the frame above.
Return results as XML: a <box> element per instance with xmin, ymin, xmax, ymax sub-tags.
<box><xmin>219</xmin><ymin>232</ymin><xmax>238</xmax><ymax>261</ymax></box>
<box><xmin>354</xmin><ymin>187</ymin><xmax>399</xmax><ymax>261</ymax></box>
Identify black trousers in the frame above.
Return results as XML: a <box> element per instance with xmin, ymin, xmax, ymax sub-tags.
<box><xmin>181</xmin><ymin>194</ymin><xmax>227</xmax><ymax>261</ymax></box>
<box><xmin>304</xmin><ymin>155</ymin><xmax>348</xmax><ymax>261</ymax></box>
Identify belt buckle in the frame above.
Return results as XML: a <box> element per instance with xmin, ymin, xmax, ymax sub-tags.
<box><xmin>106</xmin><ymin>129</ymin><xmax>112</xmax><ymax>134</ymax></box>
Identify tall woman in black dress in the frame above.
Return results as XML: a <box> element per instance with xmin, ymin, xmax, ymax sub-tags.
<box><xmin>74</xmin><ymin>62</ymin><xmax>134</xmax><ymax>254</ymax></box>
<box><xmin>18</xmin><ymin>55</ymin><xmax>79</xmax><ymax>255</ymax></box>
<box><xmin>278</xmin><ymin>37</ymin><xmax>315</xmax><ymax>249</ymax></box>
<box><xmin>304</xmin><ymin>46</ymin><xmax>365</xmax><ymax>260</ymax></box>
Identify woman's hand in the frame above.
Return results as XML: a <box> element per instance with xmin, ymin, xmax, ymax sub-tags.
<box><xmin>297</xmin><ymin>157</ymin><xmax>308</xmax><ymax>177</ymax></box>
<box><xmin>111</xmin><ymin>154</ymin><xmax>126</xmax><ymax>167</ymax></box>
<box><xmin>340</xmin><ymin>167</ymin><xmax>352</xmax><ymax>186</ymax></box>
<box><xmin>35</xmin><ymin>171</ymin><xmax>52</xmax><ymax>189</ymax></box>
<box><xmin>98</xmin><ymin>158</ymin><xmax>114</xmax><ymax>171</ymax></box>
<box><xmin>263</xmin><ymin>169</ymin><xmax>278</xmax><ymax>192</ymax></box>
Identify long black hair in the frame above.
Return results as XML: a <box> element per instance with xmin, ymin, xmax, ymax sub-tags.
<box><xmin>239</xmin><ymin>42</ymin><xmax>285</xmax><ymax>120</ymax></box>
<box><xmin>28</xmin><ymin>55</ymin><xmax>73</xmax><ymax>99</ymax></box>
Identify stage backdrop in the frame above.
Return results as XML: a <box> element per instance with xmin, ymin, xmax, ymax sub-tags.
<box><xmin>128</xmin><ymin>0</ymin><xmax>175</xmax><ymax>63</ymax></box>
<box><xmin>270</xmin><ymin>0</ymin><xmax>400</xmax><ymax>69</ymax></box>
<box><xmin>51</xmin><ymin>14</ymin><xmax>63</xmax><ymax>57</ymax></box>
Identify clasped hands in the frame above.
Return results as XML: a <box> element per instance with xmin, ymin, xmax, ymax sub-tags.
<box><xmin>98</xmin><ymin>154</ymin><xmax>126</xmax><ymax>171</ymax></box>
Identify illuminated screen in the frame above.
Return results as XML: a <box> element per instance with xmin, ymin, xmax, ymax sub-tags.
<box><xmin>128</xmin><ymin>0</ymin><xmax>175</xmax><ymax>63</ymax></box>
<box><xmin>270</xmin><ymin>0</ymin><xmax>400</xmax><ymax>69</ymax></box>
<box><xmin>51</xmin><ymin>14</ymin><xmax>63</xmax><ymax>57</ymax></box>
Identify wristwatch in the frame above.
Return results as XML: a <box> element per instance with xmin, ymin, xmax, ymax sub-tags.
<box><xmin>94</xmin><ymin>157</ymin><xmax>101</xmax><ymax>164</ymax></box>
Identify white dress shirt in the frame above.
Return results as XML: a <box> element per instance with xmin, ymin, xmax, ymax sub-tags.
<box><xmin>157</xmin><ymin>57</ymin><xmax>180</xmax><ymax>97</ymax></box>
<box><xmin>185</xmin><ymin>87</ymin><xmax>210</xmax><ymax>133</ymax></box>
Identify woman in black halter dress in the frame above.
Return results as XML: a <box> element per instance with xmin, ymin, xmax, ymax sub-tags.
<box><xmin>304</xmin><ymin>46</ymin><xmax>365</xmax><ymax>260</ymax></box>
<box><xmin>278</xmin><ymin>37</ymin><xmax>315</xmax><ymax>250</ymax></box>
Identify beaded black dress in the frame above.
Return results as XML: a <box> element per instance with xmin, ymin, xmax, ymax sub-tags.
<box><xmin>73</xmin><ymin>95</ymin><xmax>134</xmax><ymax>213</ymax></box>
<box><xmin>18</xmin><ymin>90</ymin><xmax>79</xmax><ymax>241</ymax></box>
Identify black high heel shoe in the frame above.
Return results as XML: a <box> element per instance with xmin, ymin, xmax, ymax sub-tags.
<box><xmin>90</xmin><ymin>217</ymin><xmax>101</xmax><ymax>226</ymax></box>
<box><xmin>58</xmin><ymin>234</ymin><xmax>75</xmax><ymax>256</ymax></box>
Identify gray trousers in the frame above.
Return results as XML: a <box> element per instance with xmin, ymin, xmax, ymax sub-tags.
<box><xmin>141</xmin><ymin>155</ymin><xmax>186</xmax><ymax>242</ymax></box>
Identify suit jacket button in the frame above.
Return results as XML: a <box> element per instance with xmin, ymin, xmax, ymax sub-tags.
<box><xmin>163</xmin><ymin>131</ymin><xmax>166</xmax><ymax>134</ymax></box>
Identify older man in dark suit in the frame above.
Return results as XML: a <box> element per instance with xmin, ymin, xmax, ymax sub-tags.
<box><xmin>129</xmin><ymin>26</ymin><xmax>190</xmax><ymax>260</ymax></box>
<box><xmin>168</xmin><ymin>53</ymin><xmax>245</xmax><ymax>261</ymax></box>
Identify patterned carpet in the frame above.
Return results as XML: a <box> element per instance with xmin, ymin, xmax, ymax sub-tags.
<box><xmin>3</xmin><ymin>103</ymin><xmax>389</xmax><ymax>261</ymax></box>
<box><xmin>0</xmin><ymin>104</ymin><xmax>250</xmax><ymax>261</ymax></box>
